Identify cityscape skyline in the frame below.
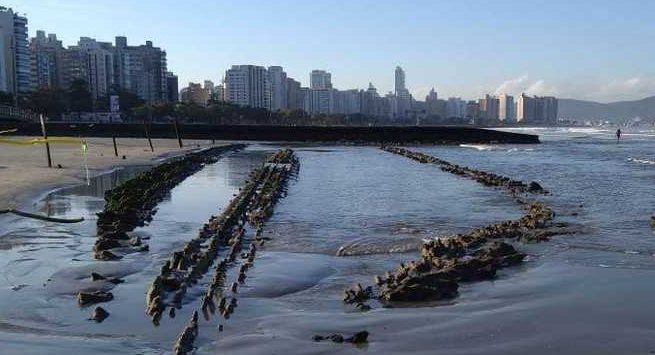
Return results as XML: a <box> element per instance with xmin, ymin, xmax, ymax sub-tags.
<box><xmin>3</xmin><ymin>0</ymin><xmax>655</xmax><ymax>103</ymax></box>
<box><xmin>0</xmin><ymin>3</ymin><xmax>556</xmax><ymax>124</ymax></box>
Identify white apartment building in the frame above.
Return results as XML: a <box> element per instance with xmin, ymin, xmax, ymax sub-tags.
<box><xmin>225</xmin><ymin>65</ymin><xmax>270</xmax><ymax>109</ymax></box>
<box><xmin>0</xmin><ymin>7</ymin><xmax>29</xmax><ymax>94</ymax></box>
<box><xmin>310</xmin><ymin>69</ymin><xmax>331</xmax><ymax>89</ymax></box>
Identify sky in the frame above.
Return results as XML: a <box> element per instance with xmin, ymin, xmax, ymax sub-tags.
<box><xmin>5</xmin><ymin>0</ymin><xmax>655</xmax><ymax>102</ymax></box>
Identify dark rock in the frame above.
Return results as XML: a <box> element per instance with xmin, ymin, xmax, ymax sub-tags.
<box><xmin>78</xmin><ymin>291</ymin><xmax>114</xmax><ymax>306</ymax></box>
<box><xmin>355</xmin><ymin>303</ymin><xmax>371</xmax><ymax>312</ymax></box>
<box><xmin>91</xmin><ymin>272</ymin><xmax>106</xmax><ymax>281</ymax></box>
<box><xmin>89</xmin><ymin>306</ymin><xmax>110</xmax><ymax>322</ymax></box>
<box><xmin>528</xmin><ymin>181</ymin><xmax>544</xmax><ymax>192</ymax></box>
<box><xmin>382</xmin><ymin>277</ymin><xmax>458</xmax><ymax>303</ymax></box>
<box><xmin>94</xmin><ymin>238</ymin><xmax>121</xmax><ymax>252</ymax></box>
<box><xmin>329</xmin><ymin>334</ymin><xmax>344</xmax><ymax>343</ymax></box>
<box><xmin>95</xmin><ymin>250</ymin><xmax>122</xmax><ymax>261</ymax></box>
<box><xmin>109</xmin><ymin>277</ymin><xmax>124</xmax><ymax>284</ymax></box>
<box><xmin>346</xmin><ymin>331</ymin><xmax>369</xmax><ymax>344</ymax></box>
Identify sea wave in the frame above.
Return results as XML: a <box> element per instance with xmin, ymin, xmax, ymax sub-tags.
<box><xmin>627</xmin><ymin>157</ymin><xmax>655</xmax><ymax>165</ymax></box>
<box><xmin>459</xmin><ymin>144</ymin><xmax>534</xmax><ymax>153</ymax></box>
<box><xmin>459</xmin><ymin>144</ymin><xmax>496</xmax><ymax>151</ymax></box>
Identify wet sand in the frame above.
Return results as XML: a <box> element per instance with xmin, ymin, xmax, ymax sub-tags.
<box><xmin>0</xmin><ymin>136</ymin><xmax>224</xmax><ymax>209</ymax></box>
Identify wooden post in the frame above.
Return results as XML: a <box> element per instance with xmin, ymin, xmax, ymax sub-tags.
<box><xmin>112</xmin><ymin>136</ymin><xmax>119</xmax><ymax>156</ymax></box>
<box><xmin>174</xmin><ymin>116</ymin><xmax>183</xmax><ymax>148</ymax></box>
<box><xmin>145</xmin><ymin>106</ymin><xmax>154</xmax><ymax>152</ymax></box>
<box><xmin>109</xmin><ymin>113</ymin><xmax>118</xmax><ymax>157</ymax></box>
<box><xmin>39</xmin><ymin>114</ymin><xmax>52</xmax><ymax>168</ymax></box>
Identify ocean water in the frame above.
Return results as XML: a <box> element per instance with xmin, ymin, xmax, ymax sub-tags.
<box><xmin>1</xmin><ymin>128</ymin><xmax>655</xmax><ymax>354</ymax></box>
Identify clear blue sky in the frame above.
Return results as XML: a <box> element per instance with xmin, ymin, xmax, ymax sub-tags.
<box><xmin>6</xmin><ymin>0</ymin><xmax>655</xmax><ymax>102</ymax></box>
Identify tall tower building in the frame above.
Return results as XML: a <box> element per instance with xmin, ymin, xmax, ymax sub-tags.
<box><xmin>394</xmin><ymin>66</ymin><xmax>411</xmax><ymax>118</ymax></box>
<box><xmin>268</xmin><ymin>66</ymin><xmax>288</xmax><ymax>110</ymax></box>
<box><xmin>0</xmin><ymin>7</ymin><xmax>29</xmax><ymax>95</ymax></box>
<box><xmin>394</xmin><ymin>66</ymin><xmax>406</xmax><ymax>95</ymax></box>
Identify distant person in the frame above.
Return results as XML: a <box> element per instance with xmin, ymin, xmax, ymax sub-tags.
<box><xmin>616</xmin><ymin>128</ymin><xmax>622</xmax><ymax>142</ymax></box>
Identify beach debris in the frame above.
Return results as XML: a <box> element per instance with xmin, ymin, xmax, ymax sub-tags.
<box><xmin>313</xmin><ymin>331</ymin><xmax>369</xmax><ymax>345</ymax></box>
<box><xmin>89</xmin><ymin>306</ymin><xmax>110</xmax><ymax>322</ymax></box>
<box><xmin>173</xmin><ymin>311</ymin><xmax>199</xmax><ymax>355</ymax></box>
<box><xmin>10</xmin><ymin>284</ymin><xmax>28</xmax><ymax>291</ymax></box>
<box><xmin>339</xmin><ymin>147</ymin><xmax>558</xmax><ymax>307</ymax></box>
<box><xmin>0</xmin><ymin>208</ymin><xmax>84</xmax><ymax>223</ymax></box>
<box><xmin>381</xmin><ymin>146</ymin><xmax>548</xmax><ymax>195</ymax></box>
<box><xmin>91</xmin><ymin>272</ymin><xmax>124</xmax><ymax>284</ymax></box>
<box><xmin>94</xmin><ymin>144</ymin><xmax>246</xmax><ymax>260</ymax></box>
<box><xmin>78</xmin><ymin>291</ymin><xmax>114</xmax><ymax>306</ymax></box>
<box><xmin>145</xmin><ymin>148</ymin><xmax>300</xmax><ymax>340</ymax></box>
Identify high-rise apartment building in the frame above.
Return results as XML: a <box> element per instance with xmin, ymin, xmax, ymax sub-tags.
<box><xmin>225</xmin><ymin>65</ymin><xmax>270</xmax><ymax>109</ymax></box>
<box><xmin>180</xmin><ymin>82</ymin><xmax>209</xmax><ymax>106</ymax></box>
<box><xmin>286</xmin><ymin>77</ymin><xmax>302</xmax><ymax>110</ymax></box>
<box><xmin>268</xmin><ymin>66</ymin><xmax>288</xmax><ymax>110</ymax></box>
<box><xmin>310</xmin><ymin>70</ymin><xmax>332</xmax><ymax>89</ymax></box>
<box><xmin>395</xmin><ymin>66</ymin><xmax>406</xmax><ymax>95</ymax></box>
<box><xmin>478</xmin><ymin>94</ymin><xmax>499</xmax><ymax>120</ymax></box>
<box><xmin>113</xmin><ymin>37</ymin><xmax>168</xmax><ymax>103</ymax></box>
<box><xmin>0</xmin><ymin>7</ymin><xmax>29</xmax><ymax>94</ymax></box>
<box><xmin>425</xmin><ymin>87</ymin><xmax>440</xmax><ymax>116</ymax></box>
<box><xmin>446</xmin><ymin>97</ymin><xmax>466</xmax><ymax>118</ymax></box>
<box><xmin>466</xmin><ymin>101</ymin><xmax>480</xmax><ymax>122</ymax></box>
<box><xmin>213</xmin><ymin>83</ymin><xmax>225</xmax><ymax>102</ymax></box>
<box><xmin>516</xmin><ymin>93</ymin><xmax>558</xmax><ymax>124</ymax></box>
<box><xmin>360</xmin><ymin>83</ymin><xmax>382</xmax><ymax>117</ymax></box>
<box><xmin>30</xmin><ymin>31</ymin><xmax>66</xmax><ymax>90</ymax></box>
<box><xmin>165</xmin><ymin>72</ymin><xmax>178</xmax><ymax>102</ymax></box>
<box><xmin>66</xmin><ymin>37</ymin><xmax>115</xmax><ymax>101</ymax></box>
<box><xmin>394</xmin><ymin>66</ymin><xmax>412</xmax><ymax>118</ymax></box>
<box><xmin>498</xmin><ymin>93</ymin><xmax>515</xmax><ymax>122</ymax></box>
<box><xmin>305</xmin><ymin>88</ymin><xmax>333</xmax><ymax>114</ymax></box>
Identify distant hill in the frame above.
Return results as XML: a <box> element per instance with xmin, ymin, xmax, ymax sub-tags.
<box><xmin>559</xmin><ymin>96</ymin><xmax>655</xmax><ymax>122</ymax></box>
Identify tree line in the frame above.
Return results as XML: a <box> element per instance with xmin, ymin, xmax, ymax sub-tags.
<box><xmin>3</xmin><ymin>82</ymin><xmax>483</xmax><ymax>126</ymax></box>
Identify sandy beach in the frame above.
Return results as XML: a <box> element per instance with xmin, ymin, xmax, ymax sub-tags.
<box><xmin>0</xmin><ymin>136</ymin><xmax>224</xmax><ymax>209</ymax></box>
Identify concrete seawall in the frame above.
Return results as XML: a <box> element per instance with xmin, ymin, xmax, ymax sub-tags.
<box><xmin>0</xmin><ymin>122</ymin><xmax>539</xmax><ymax>144</ymax></box>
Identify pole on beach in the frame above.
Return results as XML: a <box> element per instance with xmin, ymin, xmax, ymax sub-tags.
<box><xmin>174</xmin><ymin>116</ymin><xmax>183</xmax><ymax>148</ymax></box>
<box><xmin>109</xmin><ymin>114</ymin><xmax>119</xmax><ymax>157</ymax></box>
<box><xmin>145</xmin><ymin>106</ymin><xmax>154</xmax><ymax>152</ymax></box>
<box><xmin>39</xmin><ymin>114</ymin><xmax>52</xmax><ymax>168</ymax></box>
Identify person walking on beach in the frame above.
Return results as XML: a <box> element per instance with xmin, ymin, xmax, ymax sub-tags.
<box><xmin>616</xmin><ymin>128</ymin><xmax>622</xmax><ymax>142</ymax></box>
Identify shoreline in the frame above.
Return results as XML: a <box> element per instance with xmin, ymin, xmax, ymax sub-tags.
<box><xmin>0</xmin><ymin>122</ymin><xmax>540</xmax><ymax>144</ymax></box>
<box><xmin>0</xmin><ymin>137</ymin><xmax>231</xmax><ymax>211</ymax></box>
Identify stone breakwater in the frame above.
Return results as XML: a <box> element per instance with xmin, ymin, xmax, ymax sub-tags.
<box><xmin>94</xmin><ymin>144</ymin><xmax>246</xmax><ymax>261</ymax></box>
<box><xmin>343</xmin><ymin>147</ymin><xmax>559</xmax><ymax>307</ymax></box>
<box><xmin>381</xmin><ymin>146</ymin><xmax>546</xmax><ymax>195</ymax></box>
<box><xmin>134</xmin><ymin>149</ymin><xmax>298</xmax><ymax>354</ymax></box>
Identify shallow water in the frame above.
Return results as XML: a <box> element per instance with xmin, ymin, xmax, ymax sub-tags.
<box><xmin>1</xmin><ymin>130</ymin><xmax>655</xmax><ymax>354</ymax></box>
